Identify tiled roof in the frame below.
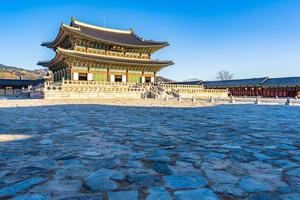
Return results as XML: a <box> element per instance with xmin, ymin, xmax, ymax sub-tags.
<box><xmin>42</xmin><ymin>18</ymin><xmax>169</xmax><ymax>49</ymax></box>
<box><xmin>0</xmin><ymin>79</ymin><xmax>43</xmax><ymax>86</ymax></box>
<box><xmin>74</xmin><ymin>22</ymin><xmax>168</xmax><ymax>47</ymax></box>
<box><xmin>262</xmin><ymin>77</ymin><xmax>300</xmax><ymax>87</ymax></box>
<box><xmin>203</xmin><ymin>77</ymin><xmax>268</xmax><ymax>88</ymax></box>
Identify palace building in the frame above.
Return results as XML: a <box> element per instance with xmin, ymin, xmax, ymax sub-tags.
<box><xmin>34</xmin><ymin>17</ymin><xmax>227</xmax><ymax>99</ymax></box>
<box><xmin>38</xmin><ymin>17</ymin><xmax>173</xmax><ymax>83</ymax></box>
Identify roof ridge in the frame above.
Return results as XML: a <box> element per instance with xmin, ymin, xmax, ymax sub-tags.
<box><xmin>72</xmin><ymin>18</ymin><xmax>132</xmax><ymax>34</ymax></box>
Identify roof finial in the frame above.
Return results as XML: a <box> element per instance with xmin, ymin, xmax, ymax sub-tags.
<box><xmin>71</xmin><ymin>16</ymin><xmax>76</xmax><ymax>23</ymax></box>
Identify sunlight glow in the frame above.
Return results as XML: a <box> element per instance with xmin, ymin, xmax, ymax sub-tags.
<box><xmin>0</xmin><ymin>134</ymin><xmax>31</xmax><ymax>142</ymax></box>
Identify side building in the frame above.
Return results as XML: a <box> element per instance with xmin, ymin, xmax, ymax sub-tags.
<box><xmin>202</xmin><ymin>77</ymin><xmax>300</xmax><ymax>98</ymax></box>
<box><xmin>0</xmin><ymin>79</ymin><xmax>43</xmax><ymax>95</ymax></box>
<box><xmin>38</xmin><ymin>17</ymin><xmax>173</xmax><ymax>83</ymax></box>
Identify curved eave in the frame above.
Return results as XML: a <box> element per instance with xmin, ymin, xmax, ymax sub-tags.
<box><xmin>58</xmin><ymin>49</ymin><xmax>173</xmax><ymax>68</ymax></box>
<box><xmin>37</xmin><ymin>53</ymin><xmax>64</xmax><ymax>67</ymax></box>
<box><xmin>41</xmin><ymin>24</ymin><xmax>78</xmax><ymax>48</ymax></box>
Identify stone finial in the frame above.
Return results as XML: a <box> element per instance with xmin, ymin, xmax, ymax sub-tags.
<box><xmin>255</xmin><ymin>96</ymin><xmax>260</xmax><ymax>104</ymax></box>
<box><xmin>177</xmin><ymin>96</ymin><xmax>181</xmax><ymax>102</ymax></box>
<box><xmin>285</xmin><ymin>97</ymin><xmax>292</xmax><ymax>106</ymax></box>
<box><xmin>192</xmin><ymin>96</ymin><xmax>196</xmax><ymax>102</ymax></box>
<box><xmin>230</xmin><ymin>96</ymin><xmax>235</xmax><ymax>103</ymax></box>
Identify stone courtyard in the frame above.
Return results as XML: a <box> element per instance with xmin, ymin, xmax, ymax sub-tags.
<box><xmin>0</xmin><ymin>104</ymin><xmax>300</xmax><ymax>200</ymax></box>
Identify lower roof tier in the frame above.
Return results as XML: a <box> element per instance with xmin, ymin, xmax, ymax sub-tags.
<box><xmin>38</xmin><ymin>48</ymin><xmax>173</xmax><ymax>71</ymax></box>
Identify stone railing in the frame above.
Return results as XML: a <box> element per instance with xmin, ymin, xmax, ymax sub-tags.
<box><xmin>159</xmin><ymin>83</ymin><xmax>228</xmax><ymax>98</ymax></box>
<box><xmin>29</xmin><ymin>80</ymin><xmax>228</xmax><ymax>99</ymax></box>
<box><xmin>42</xmin><ymin>80</ymin><xmax>149</xmax><ymax>99</ymax></box>
<box><xmin>161</xmin><ymin>83</ymin><xmax>204</xmax><ymax>89</ymax></box>
<box><xmin>62</xmin><ymin>80</ymin><xmax>148</xmax><ymax>87</ymax></box>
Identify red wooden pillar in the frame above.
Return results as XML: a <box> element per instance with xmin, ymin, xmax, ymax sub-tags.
<box><xmin>107</xmin><ymin>67</ymin><xmax>110</xmax><ymax>82</ymax></box>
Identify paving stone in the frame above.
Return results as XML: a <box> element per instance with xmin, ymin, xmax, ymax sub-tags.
<box><xmin>0</xmin><ymin>170</ymin><xmax>9</xmax><ymax>178</ymax></box>
<box><xmin>0</xmin><ymin>177</ymin><xmax>46</xmax><ymax>198</ymax></box>
<box><xmin>203</xmin><ymin>153</ymin><xmax>225</xmax><ymax>160</ymax></box>
<box><xmin>146</xmin><ymin>186</ymin><xmax>172</xmax><ymax>200</ymax></box>
<box><xmin>270</xmin><ymin>160</ymin><xmax>298</xmax><ymax>169</ymax></box>
<box><xmin>211</xmin><ymin>183</ymin><xmax>245</xmax><ymax>197</ymax></box>
<box><xmin>126</xmin><ymin>174</ymin><xmax>161</xmax><ymax>187</ymax></box>
<box><xmin>240</xmin><ymin>176</ymin><xmax>274</xmax><ymax>193</ymax></box>
<box><xmin>37</xmin><ymin>179</ymin><xmax>81</xmax><ymax>193</ymax></box>
<box><xmin>220</xmin><ymin>144</ymin><xmax>241</xmax><ymax>149</ymax></box>
<box><xmin>58</xmin><ymin>193</ymin><xmax>103</xmax><ymax>200</ymax></box>
<box><xmin>16</xmin><ymin>167</ymin><xmax>52</xmax><ymax>177</ymax></box>
<box><xmin>126</xmin><ymin>161</ymin><xmax>143</xmax><ymax>168</ymax></box>
<box><xmin>85</xmin><ymin>169</ymin><xmax>125</xmax><ymax>181</ymax></box>
<box><xmin>164</xmin><ymin>175</ymin><xmax>207</xmax><ymax>189</ymax></box>
<box><xmin>205</xmin><ymin>170</ymin><xmax>239</xmax><ymax>184</ymax></box>
<box><xmin>247</xmin><ymin>193</ymin><xmax>280</xmax><ymax>200</ymax></box>
<box><xmin>287</xmin><ymin>168</ymin><xmax>300</xmax><ymax>177</ymax></box>
<box><xmin>279</xmin><ymin>193</ymin><xmax>300</xmax><ymax>200</ymax></box>
<box><xmin>253</xmin><ymin>153</ymin><xmax>270</xmax><ymax>161</ymax></box>
<box><xmin>83</xmin><ymin>179</ymin><xmax>117</xmax><ymax>191</ymax></box>
<box><xmin>108</xmin><ymin>190</ymin><xmax>138</xmax><ymax>200</ymax></box>
<box><xmin>14</xmin><ymin>194</ymin><xmax>49</xmax><ymax>200</ymax></box>
<box><xmin>93</xmin><ymin>159</ymin><xmax>120</xmax><ymax>169</ymax></box>
<box><xmin>277</xmin><ymin>144</ymin><xmax>297</xmax><ymax>150</ymax></box>
<box><xmin>151</xmin><ymin>162</ymin><xmax>173</xmax><ymax>175</ymax></box>
<box><xmin>174</xmin><ymin>188</ymin><xmax>219</xmax><ymax>200</ymax></box>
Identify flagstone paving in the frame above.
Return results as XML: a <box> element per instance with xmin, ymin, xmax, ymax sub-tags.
<box><xmin>0</xmin><ymin>104</ymin><xmax>300</xmax><ymax>199</ymax></box>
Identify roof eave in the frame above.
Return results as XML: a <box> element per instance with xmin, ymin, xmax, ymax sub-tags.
<box><xmin>57</xmin><ymin>48</ymin><xmax>173</xmax><ymax>67</ymax></box>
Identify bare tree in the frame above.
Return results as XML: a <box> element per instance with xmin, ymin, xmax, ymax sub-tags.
<box><xmin>216</xmin><ymin>71</ymin><xmax>234</xmax><ymax>80</ymax></box>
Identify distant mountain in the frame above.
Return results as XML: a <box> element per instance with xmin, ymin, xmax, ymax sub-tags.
<box><xmin>182</xmin><ymin>78</ymin><xmax>202</xmax><ymax>82</ymax></box>
<box><xmin>0</xmin><ymin>64</ymin><xmax>47</xmax><ymax>80</ymax></box>
<box><xmin>156</xmin><ymin>76</ymin><xmax>174</xmax><ymax>83</ymax></box>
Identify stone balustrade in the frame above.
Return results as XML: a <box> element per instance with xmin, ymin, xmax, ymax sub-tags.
<box><xmin>160</xmin><ymin>83</ymin><xmax>228</xmax><ymax>98</ymax></box>
<box><xmin>30</xmin><ymin>81</ymin><xmax>228</xmax><ymax>99</ymax></box>
<box><xmin>41</xmin><ymin>80</ymin><xmax>148</xmax><ymax>99</ymax></box>
<box><xmin>161</xmin><ymin>83</ymin><xmax>204</xmax><ymax>89</ymax></box>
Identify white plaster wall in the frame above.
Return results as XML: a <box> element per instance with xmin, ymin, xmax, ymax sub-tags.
<box><xmin>73</xmin><ymin>72</ymin><xmax>79</xmax><ymax>81</ymax></box>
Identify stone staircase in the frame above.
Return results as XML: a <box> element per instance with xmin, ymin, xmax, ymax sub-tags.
<box><xmin>145</xmin><ymin>84</ymin><xmax>179</xmax><ymax>99</ymax></box>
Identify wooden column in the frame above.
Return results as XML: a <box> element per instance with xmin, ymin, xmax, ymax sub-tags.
<box><xmin>107</xmin><ymin>67</ymin><xmax>110</xmax><ymax>82</ymax></box>
<box><xmin>126</xmin><ymin>68</ymin><xmax>129</xmax><ymax>83</ymax></box>
<box><xmin>70</xmin><ymin>67</ymin><xmax>73</xmax><ymax>81</ymax></box>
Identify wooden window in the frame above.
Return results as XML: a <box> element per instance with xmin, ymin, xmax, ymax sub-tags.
<box><xmin>145</xmin><ymin>77</ymin><xmax>152</xmax><ymax>83</ymax></box>
<box><xmin>114</xmin><ymin>75</ymin><xmax>122</xmax><ymax>82</ymax></box>
<box><xmin>78</xmin><ymin>73</ymin><xmax>87</xmax><ymax>81</ymax></box>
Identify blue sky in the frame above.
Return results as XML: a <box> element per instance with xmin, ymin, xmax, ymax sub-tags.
<box><xmin>0</xmin><ymin>0</ymin><xmax>299</xmax><ymax>81</ymax></box>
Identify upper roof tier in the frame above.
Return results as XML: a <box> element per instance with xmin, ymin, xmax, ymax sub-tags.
<box><xmin>42</xmin><ymin>17</ymin><xmax>169</xmax><ymax>51</ymax></box>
